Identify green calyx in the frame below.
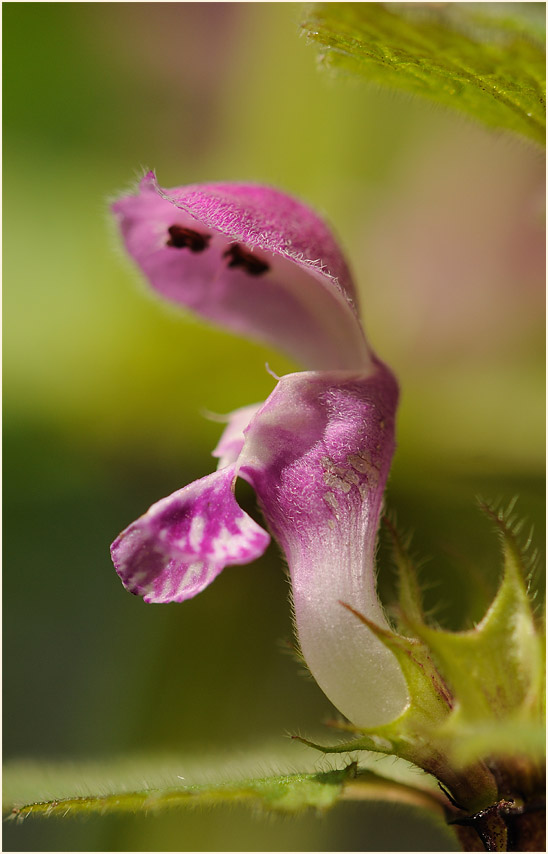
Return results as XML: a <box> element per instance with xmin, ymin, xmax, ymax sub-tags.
<box><xmin>298</xmin><ymin>503</ymin><xmax>545</xmax><ymax>819</ymax></box>
<box><xmin>411</xmin><ymin>504</ymin><xmax>544</xmax><ymax>745</ymax></box>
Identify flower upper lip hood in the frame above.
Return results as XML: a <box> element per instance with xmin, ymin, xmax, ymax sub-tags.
<box><xmin>111</xmin><ymin>172</ymin><xmax>410</xmax><ymax>728</ymax></box>
<box><xmin>112</xmin><ymin>172</ymin><xmax>371</xmax><ymax>372</ymax></box>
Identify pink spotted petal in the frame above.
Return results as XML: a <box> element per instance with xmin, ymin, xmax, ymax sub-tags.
<box><xmin>238</xmin><ymin>363</ymin><xmax>409</xmax><ymax>727</ymax></box>
<box><xmin>111</xmin><ymin>466</ymin><xmax>270</xmax><ymax>604</ymax></box>
<box><xmin>112</xmin><ymin>173</ymin><xmax>371</xmax><ymax>371</ymax></box>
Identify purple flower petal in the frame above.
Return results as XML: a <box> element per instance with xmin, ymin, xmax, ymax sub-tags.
<box><xmin>111</xmin><ymin>176</ymin><xmax>409</xmax><ymax>726</ymax></box>
<box><xmin>239</xmin><ymin>362</ymin><xmax>409</xmax><ymax>727</ymax></box>
<box><xmin>211</xmin><ymin>403</ymin><xmax>262</xmax><ymax>469</ymax></box>
<box><xmin>112</xmin><ymin>172</ymin><xmax>371</xmax><ymax>370</ymax></box>
<box><xmin>111</xmin><ymin>466</ymin><xmax>270</xmax><ymax>604</ymax></box>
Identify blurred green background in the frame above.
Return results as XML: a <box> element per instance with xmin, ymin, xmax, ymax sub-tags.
<box><xmin>3</xmin><ymin>3</ymin><xmax>544</xmax><ymax>851</ymax></box>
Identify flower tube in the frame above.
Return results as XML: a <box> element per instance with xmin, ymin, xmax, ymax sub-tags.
<box><xmin>111</xmin><ymin>173</ymin><xmax>409</xmax><ymax>727</ymax></box>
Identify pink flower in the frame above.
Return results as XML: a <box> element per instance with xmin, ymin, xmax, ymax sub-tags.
<box><xmin>110</xmin><ymin>173</ymin><xmax>409</xmax><ymax>728</ymax></box>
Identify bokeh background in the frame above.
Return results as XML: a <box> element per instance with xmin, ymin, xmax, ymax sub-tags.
<box><xmin>3</xmin><ymin>3</ymin><xmax>544</xmax><ymax>851</ymax></box>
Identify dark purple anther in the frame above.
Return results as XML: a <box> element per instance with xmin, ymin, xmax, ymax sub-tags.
<box><xmin>166</xmin><ymin>225</ymin><xmax>211</xmax><ymax>251</ymax></box>
<box><xmin>223</xmin><ymin>244</ymin><xmax>270</xmax><ymax>276</ymax></box>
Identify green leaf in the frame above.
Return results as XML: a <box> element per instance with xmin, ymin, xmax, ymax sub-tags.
<box><xmin>7</xmin><ymin>769</ymin><xmax>350</xmax><ymax>821</ymax></box>
<box><xmin>3</xmin><ymin>751</ymin><xmax>446</xmax><ymax>822</ymax></box>
<box><xmin>301</xmin><ymin>2</ymin><xmax>546</xmax><ymax>145</ymax></box>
